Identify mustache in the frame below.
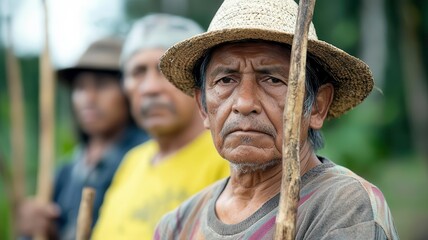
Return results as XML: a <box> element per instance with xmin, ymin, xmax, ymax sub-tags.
<box><xmin>140</xmin><ymin>99</ymin><xmax>176</xmax><ymax>116</ymax></box>
<box><xmin>220</xmin><ymin>117</ymin><xmax>277</xmax><ymax>138</ymax></box>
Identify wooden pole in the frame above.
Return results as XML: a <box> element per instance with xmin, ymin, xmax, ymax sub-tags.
<box><xmin>274</xmin><ymin>0</ymin><xmax>316</xmax><ymax>239</ymax></box>
<box><xmin>76</xmin><ymin>188</ymin><xmax>96</xmax><ymax>240</ymax></box>
<box><xmin>4</xmin><ymin>4</ymin><xmax>27</xmax><ymax>237</ymax></box>
<box><xmin>35</xmin><ymin>0</ymin><xmax>55</xmax><ymax>239</ymax></box>
<box><xmin>5</xmin><ymin>14</ymin><xmax>26</xmax><ymax>207</ymax></box>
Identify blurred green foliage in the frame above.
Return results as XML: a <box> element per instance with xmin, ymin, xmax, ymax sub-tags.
<box><xmin>1</xmin><ymin>0</ymin><xmax>427</xmax><ymax>239</ymax></box>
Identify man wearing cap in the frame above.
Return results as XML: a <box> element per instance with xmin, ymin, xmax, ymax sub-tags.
<box><xmin>154</xmin><ymin>0</ymin><xmax>399</xmax><ymax>239</ymax></box>
<box><xmin>17</xmin><ymin>37</ymin><xmax>148</xmax><ymax>240</ymax></box>
<box><xmin>91</xmin><ymin>14</ymin><xmax>229</xmax><ymax>240</ymax></box>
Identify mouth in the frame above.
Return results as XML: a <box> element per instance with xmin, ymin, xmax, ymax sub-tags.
<box><xmin>79</xmin><ymin>108</ymin><xmax>101</xmax><ymax>120</ymax></box>
<box><xmin>140</xmin><ymin>101</ymin><xmax>175</xmax><ymax>117</ymax></box>
<box><xmin>230</xmin><ymin>128</ymin><xmax>266</xmax><ymax>134</ymax></box>
<box><xmin>221</xmin><ymin>119</ymin><xmax>277</xmax><ymax>139</ymax></box>
<box><xmin>228</xmin><ymin>128</ymin><xmax>273</xmax><ymax>138</ymax></box>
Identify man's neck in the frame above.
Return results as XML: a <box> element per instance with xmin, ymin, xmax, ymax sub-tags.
<box><xmin>151</xmin><ymin>118</ymin><xmax>204</xmax><ymax>165</ymax></box>
<box><xmin>85</xmin><ymin>125</ymin><xmax>127</xmax><ymax>166</ymax></box>
<box><xmin>216</xmin><ymin>140</ymin><xmax>321</xmax><ymax>224</ymax></box>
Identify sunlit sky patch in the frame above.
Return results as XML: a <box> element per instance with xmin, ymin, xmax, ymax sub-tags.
<box><xmin>2</xmin><ymin>0</ymin><xmax>125</xmax><ymax>68</ymax></box>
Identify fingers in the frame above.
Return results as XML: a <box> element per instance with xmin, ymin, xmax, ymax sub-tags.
<box><xmin>17</xmin><ymin>198</ymin><xmax>60</xmax><ymax>237</ymax></box>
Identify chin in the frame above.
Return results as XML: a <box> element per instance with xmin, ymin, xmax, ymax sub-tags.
<box><xmin>222</xmin><ymin>145</ymin><xmax>280</xmax><ymax>163</ymax></box>
<box><xmin>229</xmin><ymin>159</ymin><xmax>281</xmax><ymax>174</ymax></box>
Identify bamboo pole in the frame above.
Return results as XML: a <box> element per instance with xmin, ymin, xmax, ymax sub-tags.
<box><xmin>274</xmin><ymin>0</ymin><xmax>316</xmax><ymax>239</ymax></box>
<box><xmin>4</xmin><ymin>5</ymin><xmax>27</xmax><ymax>238</ymax></box>
<box><xmin>35</xmin><ymin>0</ymin><xmax>55</xmax><ymax>239</ymax></box>
<box><xmin>5</xmin><ymin>13</ymin><xmax>26</xmax><ymax>208</ymax></box>
<box><xmin>76</xmin><ymin>188</ymin><xmax>96</xmax><ymax>240</ymax></box>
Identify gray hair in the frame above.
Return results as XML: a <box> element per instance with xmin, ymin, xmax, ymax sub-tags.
<box><xmin>193</xmin><ymin>40</ymin><xmax>329</xmax><ymax>151</ymax></box>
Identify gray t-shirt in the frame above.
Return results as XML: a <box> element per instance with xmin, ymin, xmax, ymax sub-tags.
<box><xmin>154</xmin><ymin>158</ymin><xmax>399</xmax><ymax>239</ymax></box>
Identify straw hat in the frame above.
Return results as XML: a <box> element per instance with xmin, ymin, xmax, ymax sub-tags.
<box><xmin>57</xmin><ymin>37</ymin><xmax>123</xmax><ymax>81</ymax></box>
<box><xmin>160</xmin><ymin>0</ymin><xmax>374</xmax><ymax>118</ymax></box>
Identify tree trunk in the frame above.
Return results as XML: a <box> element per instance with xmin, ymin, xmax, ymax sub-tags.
<box><xmin>399</xmin><ymin>0</ymin><xmax>428</xmax><ymax>161</ymax></box>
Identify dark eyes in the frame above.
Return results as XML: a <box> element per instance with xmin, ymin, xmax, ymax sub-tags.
<box><xmin>264</xmin><ymin>77</ymin><xmax>287</xmax><ymax>85</ymax></box>
<box><xmin>267</xmin><ymin>77</ymin><xmax>281</xmax><ymax>83</ymax></box>
<box><xmin>131</xmin><ymin>66</ymin><xmax>147</xmax><ymax>77</ymax></box>
<box><xmin>215</xmin><ymin>77</ymin><xmax>235</xmax><ymax>85</ymax></box>
<box><xmin>214</xmin><ymin>76</ymin><xmax>286</xmax><ymax>86</ymax></box>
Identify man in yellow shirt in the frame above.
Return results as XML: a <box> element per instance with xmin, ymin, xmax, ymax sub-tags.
<box><xmin>92</xmin><ymin>14</ymin><xmax>230</xmax><ymax>239</ymax></box>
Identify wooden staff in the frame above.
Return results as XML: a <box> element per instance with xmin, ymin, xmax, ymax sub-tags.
<box><xmin>76</xmin><ymin>188</ymin><xmax>96</xmax><ymax>240</ymax></box>
<box><xmin>35</xmin><ymin>0</ymin><xmax>55</xmax><ymax>239</ymax></box>
<box><xmin>3</xmin><ymin>0</ymin><xmax>26</xmax><ymax>234</ymax></box>
<box><xmin>5</xmin><ymin>14</ymin><xmax>26</xmax><ymax>206</ymax></box>
<box><xmin>274</xmin><ymin>0</ymin><xmax>317</xmax><ymax>239</ymax></box>
<box><xmin>5</xmin><ymin>13</ymin><xmax>26</xmax><ymax>239</ymax></box>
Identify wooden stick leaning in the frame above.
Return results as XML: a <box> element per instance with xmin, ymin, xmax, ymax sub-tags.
<box><xmin>5</xmin><ymin>15</ymin><xmax>26</xmax><ymax>208</ymax></box>
<box><xmin>274</xmin><ymin>0</ymin><xmax>317</xmax><ymax>239</ymax></box>
<box><xmin>76</xmin><ymin>188</ymin><xmax>96</xmax><ymax>240</ymax></box>
<box><xmin>5</xmin><ymin>14</ymin><xmax>26</xmax><ymax>239</ymax></box>
<box><xmin>35</xmin><ymin>0</ymin><xmax>55</xmax><ymax>239</ymax></box>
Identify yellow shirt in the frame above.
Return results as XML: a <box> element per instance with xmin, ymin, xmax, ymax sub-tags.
<box><xmin>92</xmin><ymin>131</ymin><xmax>230</xmax><ymax>240</ymax></box>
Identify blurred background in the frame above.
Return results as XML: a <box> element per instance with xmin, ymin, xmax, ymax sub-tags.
<box><xmin>0</xmin><ymin>0</ymin><xmax>427</xmax><ymax>239</ymax></box>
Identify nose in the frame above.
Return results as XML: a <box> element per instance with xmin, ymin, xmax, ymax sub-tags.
<box><xmin>232</xmin><ymin>77</ymin><xmax>262</xmax><ymax>116</ymax></box>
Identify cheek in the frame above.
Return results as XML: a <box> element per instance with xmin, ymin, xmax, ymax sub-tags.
<box><xmin>206</xmin><ymin>94</ymin><xmax>232</xmax><ymax>149</ymax></box>
<box><xmin>262</xmin><ymin>97</ymin><xmax>285</xmax><ymax>148</ymax></box>
<box><xmin>71</xmin><ymin>91</ymin><xmax>84</xmax><ymax>113</ymax></box>
<box><xmin>101</xmin><ymin>90</ymin><xmax>128</xmax><ymax>116</ymax></box>
<box><xmin>123</xmin><ymin>78</ymin><xmax>134</xmax><ymax>94</ymax></box>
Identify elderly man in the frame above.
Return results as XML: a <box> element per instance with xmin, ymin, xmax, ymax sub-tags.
<box><xmin>154</xmin><ymin>0</ymin><xmax>399</xmax><ymax>239</ymax></box>
<box><xmin>92</xmin><ymin>14</ymin><xmax>229</xmax><ymax>240</ymax></box>
<box><xmin>18</xmin><ymin>37</ymin><xmax>148</xmax><ymax>240</ymax></box>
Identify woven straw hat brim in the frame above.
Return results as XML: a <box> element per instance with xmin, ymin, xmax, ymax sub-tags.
<box><xmin>160</xmin><ymin>28</ymin><xmax>373</xmax><ymax>119</ymax></box>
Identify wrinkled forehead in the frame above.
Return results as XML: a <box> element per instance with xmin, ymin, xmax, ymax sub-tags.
<box><xmin>195</xmin><ymin>40</ymin><xmax>292</xmax><ymax>76</ymax></box>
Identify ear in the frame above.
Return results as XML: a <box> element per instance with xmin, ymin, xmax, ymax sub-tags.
<box><xmin>309</xmin><ymin>83</ymin><xmax>334</xmax><ymax>130</ymax></box>
<box><xmin>195</xmin><ymin>89</ymin><xmax>211</xmax><ymax>129</ymax></box>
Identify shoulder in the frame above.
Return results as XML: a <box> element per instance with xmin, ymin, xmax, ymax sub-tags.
<box><xmin>302</xmin><ymin>162</ymin><xmax>398</xmax><ymax>239</ymax></box>
<box><xmin>125</xmin><ymin>140</ymin><xmax>156</xmax><ymax>158</ymax></box>
<box><xmin>154</xmin><ymin>179</ymin><xmax>227</xmax><ymax>239</ymax></box>
<box><xmin>330</xmin><ymin>166</ymin><xmax>399</xmax><ymax>239</ymax></box>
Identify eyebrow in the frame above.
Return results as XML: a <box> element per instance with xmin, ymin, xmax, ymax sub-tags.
<box><xmin>255</xmin><ymin>66</ymin><xmax>289</xmax><ymax>76</ymax></box>
<box><xmin>209</xmin><ymin>66</ymin><xmax>239</xmax><ymax>78</ymax></box>
<box><xmin>209</xmin><ymin>65</ymin><xmax>289</xmax><ymax>78</ymax></box>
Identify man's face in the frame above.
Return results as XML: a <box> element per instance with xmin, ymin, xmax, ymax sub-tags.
<box><xmin>123</xmin><ymin>49</ymin><xmax>198</xmax><ymax>137</ymax></box>
<box><xmin>198</xmin><ymin>42</ymin><xmax>301</xmax><ymax>167</ymax></box>
<box><xmin>72</xmin><ymin>72</ymin><xmax>128</xmax><ymax>136</ymax></box>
